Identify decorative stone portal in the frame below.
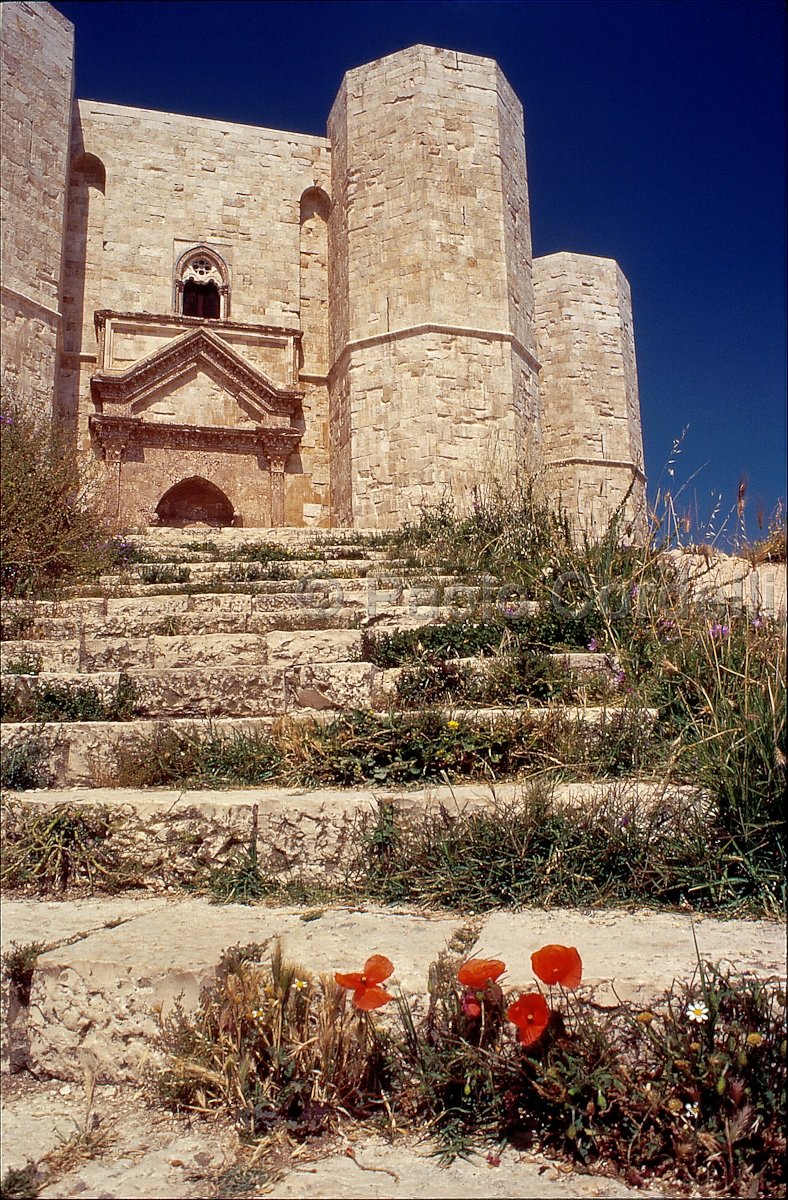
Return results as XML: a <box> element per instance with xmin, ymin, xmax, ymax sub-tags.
<box><xmin>155</xmin><ymin>477</ymin><xmax>235</xmax><ymax>527</ymax></box>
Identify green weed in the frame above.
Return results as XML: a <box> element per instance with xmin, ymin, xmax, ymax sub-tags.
<box><xmin>0</xmin><ymin>732</ymin><xmax>53</xmax><ymax>790</ymax></box>
<box><xmin>0</xmin><ymin>673</ymin><xmax>138</xmax><ymax>722</ymax></box>
<box><xmin>0</xmin><ymin>800</ymin><xmax>141</xmax><ymax>893</ymax></box>
<box><xmin>0</xmin><ymin>393</ymin><xmax>114</xmax><ymax>598</ymax></box>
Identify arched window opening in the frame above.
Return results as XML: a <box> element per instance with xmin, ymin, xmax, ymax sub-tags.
<box><xmin>174</xmin><ymin>246</ymin><xmax>230</xmax><ymax>319</ymax></box>
<box><xmin>182</xmin><ymin>280</ymin><xmax>220</xmax><ymax>318</ymax></box>
<box><xmin>299</xmin><ymin>187</ymin><xmax>330</xmax><ymax>225</ymax></box>
<box><xmin>156</xmin><ymin>477</ymin><xmax>234</xmax><ymax>527</ymax></box>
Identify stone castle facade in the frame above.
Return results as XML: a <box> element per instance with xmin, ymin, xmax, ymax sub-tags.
<box><xmin>1</xmin><ymin>2</ymin><xmax>646</xmax><ymax>532</ymax></box>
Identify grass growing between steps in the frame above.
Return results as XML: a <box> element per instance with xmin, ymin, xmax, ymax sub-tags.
<box><xmin>152</xmin><ymin>940</ymin><xmax>786</xmax><ymax>1197</ymax></box>
<box><xmin>0</xmin><ymin>673</ymin><xmax>138</xmax><ymax>723</ymax></box>
<box><xmin>2</xmin><ymin>783</ymin><xmax>781</xmax><ymax>915</ymax></box>
<box><xmin>351</xmin><ymin>789</ymin><xmax>783</xmax><ymax>916</ymax></box>
<box><xmin>111</xmin><ymin>708</ymin><xmax>657</xmax><ymax>790</ymax></box>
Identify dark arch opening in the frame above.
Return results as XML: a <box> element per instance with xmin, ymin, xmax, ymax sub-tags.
<box><xmin>155</xmin><ymin>478</ymin><xmax>234</xmax><ymax>527</ymax></box>
<box><xmin>300</xmin><ymin>187</ymin><xmax>330</xmax><ymax>224</ymax></box>
<box><xmin>182</xmin><ymin>280</ymin><xmax>220</xmax><ymax>318</ymax></box>
<box><xmin>70</xmin><ymin>152</ymin><xmax>106</xmax><ymax>193</ymax></box>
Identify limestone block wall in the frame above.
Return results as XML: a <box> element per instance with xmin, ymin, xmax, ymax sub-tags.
<box><xmin>0</xmin><ymin>1</ymin><xmax>73</xmax><ymax>416</ymax></box>
<box><xmin>533</xmin><ymin>252</ymin><xmax>646</xmax><ymax>534</ymax></box>
<box><xmin>328</xmin><ymin>45</ymin><xmax>540</xmax><ymax>527</ymax></box>
<box><xmin>58</xmin><ymin>100</ymin><xmax>332</xmax><ymax>524</ymax></box>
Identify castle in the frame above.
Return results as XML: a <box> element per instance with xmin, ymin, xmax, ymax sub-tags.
<box><xmin>1</xmin><ymin>2</ymin><xmax>646</xmax><ymax>532</ymax></box>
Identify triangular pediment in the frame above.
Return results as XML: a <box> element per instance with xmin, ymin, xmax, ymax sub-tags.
<box><xmin>91</xmin><ymin>327</ymin><xmax>302</xmax><ymax>422</ymax></box>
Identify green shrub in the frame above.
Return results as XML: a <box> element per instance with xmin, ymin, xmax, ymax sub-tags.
<box><xmin>0</xmin><ymin>394</ymin><xmax>113</xmax><ymax>597</ymax></box>
<box><xmin>0</xmin><ymin>732</ymin><xmax>53</xmax><ymax>790</ymax></box>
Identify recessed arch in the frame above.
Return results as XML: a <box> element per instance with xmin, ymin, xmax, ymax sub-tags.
<box><xmin>70</xmin><ymin>152</ymin><xmax>106</xmax><ymax>193</ymax></box>
<box><xmin>299</xmin><ymin>187</ymin><xmax>330</xmax><ymax>224</ymax></box>
<box><xmin>155</xmin><ymin>477</ymin><xmax>235</xmax><ymax>527</ymax></box>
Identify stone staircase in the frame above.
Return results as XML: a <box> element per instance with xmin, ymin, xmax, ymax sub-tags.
<box><xmin>1</xmin><ymin>529</ymin><xmax>638</xmax><ymax>788</ymax></box>
<box><xmin>1</xmin><ymin>530</ymin><xmax>784</xmax><ymax>1198</ymax></box>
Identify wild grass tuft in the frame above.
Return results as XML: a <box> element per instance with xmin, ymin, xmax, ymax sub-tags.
<box><xmin>155</xmin><ymin>940</ymin><xmax>389</xmax><ymax>1138</ymax></box>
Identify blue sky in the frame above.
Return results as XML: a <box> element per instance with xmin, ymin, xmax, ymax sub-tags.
<box><xmin>53</xmin><ymin>0</ymin><xmax>786</xmax><ymax>543</ymax></box>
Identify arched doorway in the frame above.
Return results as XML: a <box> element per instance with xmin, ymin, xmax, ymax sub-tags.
<box><xmin>155</xmin><ymin>478</ymin><xmax>235</xmax><ymax>526</ymax></box>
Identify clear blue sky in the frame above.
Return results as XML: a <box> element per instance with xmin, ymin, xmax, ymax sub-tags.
<box><xmin>53</xmin><ymin>0</ymin><xmax>786</xmax><ymax>543</ymax></box>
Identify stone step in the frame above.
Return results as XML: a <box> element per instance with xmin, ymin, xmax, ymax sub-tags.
<box><xmin>127</xmin><ymin>524</ymin><xmax>383</xmax><ymax>552</ymax></box>
<box><xmin>1</xmin><ymin>706</ymin><xmax>657</xmax><ymax>788</ymax></box>
<box><xmin>1</xmin><ymin>629</ymin><xmax>615</xmax><ymax>676</ymax></box>
<box><xmin>2</xmin><ymin>592</ymin><xmax>372</xmax><ymax>639</ymax></box>
<box><xmin>1</xmin><ymin>629</ymin><xmax>365</xmax><ymax>673</ymax></box>
<box><xmin>1</xmin><ymin>659</ymin><xmax>382</xmax><ymax>719</ymax></box>
<box><xmin>98</xmin><ymin>557</ymin><xmax>380</xmax><ymax>586</ymax></box>
<box><xmin>1</xmin><ymin>892</ymin><xmax>782</xmax><ymax>1083</ymax></box>
<box><xmin>3</xmin><ymin>778</ymin><xmax>708</xmax><ymax>885</ymax></box>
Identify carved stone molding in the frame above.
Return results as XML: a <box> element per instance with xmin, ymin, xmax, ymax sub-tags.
<box><xmin>89</xmin><ymin>414</ymin><xmax>301</xmax><ymax>463</ymax></box>
<box><xmin>91</xmin><ymin>324</ymin><xmax>303</xmax><ymax>421</ymax></box>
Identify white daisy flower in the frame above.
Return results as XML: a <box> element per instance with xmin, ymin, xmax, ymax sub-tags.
<box><xmin>684</xmin><ymin>1101</ymin><xmax>699</xmax><ymax>1119</ymax></box>
<box><xmin>686</xmin><ymin>1001</ymin><xmax>709</xmax><ymax>1024</ymax></box>
<box><xmin>293</xmin><ymin>978</ymin><xmax>308</xmax><ymax>991</ymax></box>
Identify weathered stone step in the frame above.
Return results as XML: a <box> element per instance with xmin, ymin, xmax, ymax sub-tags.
<box><xmin>4</xmin><ymin>777</ymin><xmax>708</xmax><ymax>883</ymax></box>
<box><xmin>2</xmin><ymin>591</ymin><xmax>371</xmax><ymax>640</ymax></box>
<box><xmin>1</xmin><ymin>629</ymin><xmax>365</xmax><ymax>673</ymax></box>
<box><xmin>1</xmin><ymin>706</ymin><xmax>657</xmax><ymax>788</ymax></box>
<box><xmin>1</xmin><ymin>659</ymin><xmax>382</xmax><ymax>719</ymax></box>
<box><xmin>98</xmin><ymin>557</ymin><xmax>380</xmax><ymax>586</ymax></box>
<box><xmin>2</xmin><ymin>893</ymin><xmax>782</xmax><ymax>1083</ymax></box>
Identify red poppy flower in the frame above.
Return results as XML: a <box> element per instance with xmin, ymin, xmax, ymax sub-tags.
<box><xmin>457</xmin><ymin>958</ymin><xmax>506</xmax><ymax>989</ymax></box>
<box><xmin>507</xmin><ymin>992</ymin><xmax>550</xmax><ymax>1047</ymax></box>
<box><xmin>531</xmin><ymin>944</ymin><xmax>582</xmax><ymax>989</ymax></box>
<box><xmin>335</xmin><ymin>954</ymin><xmax>394</xmax><ymax>1011</ymax></box>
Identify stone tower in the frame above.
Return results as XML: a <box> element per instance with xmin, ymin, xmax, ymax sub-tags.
<box><xmin>1</xmin><ymin>7</ymin><xmax>646</xmax><ymax>534</ymax></box>
<box><xmin>327</xmin><ymin>45</ymin><xmax>541</xmax><ymax>527</ymax></box>
<box><xmin>1</xmin><ymin>0</ymin><xmax>74</xmax><ymax>418</ymax></box>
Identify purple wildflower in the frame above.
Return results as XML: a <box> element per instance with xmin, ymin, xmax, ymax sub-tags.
<box><xmin>709</xmin><ymin>623</ymin><xmax>730</xmax><ymax>640</ymax></box>
<box><xmin>588</xmin><ymin>637</ymin><xmax>598</xmax><ymax>652</ymax></box>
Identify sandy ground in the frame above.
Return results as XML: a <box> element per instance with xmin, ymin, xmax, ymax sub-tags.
<box><xmin>1</xmin><ymin>1076</ymin><xmax>667</xmax><ymax>1199</ymax></box>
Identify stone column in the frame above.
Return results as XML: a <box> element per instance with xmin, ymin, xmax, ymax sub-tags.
<box><xmin>102</xmin><ymin>439</ymin><xmax>126</xmax><ymax>520</ymax></box>
<box><xmin>269</xmin><ymin>455</ymin><xmax>287</xmax><ymax>526</ymax></box>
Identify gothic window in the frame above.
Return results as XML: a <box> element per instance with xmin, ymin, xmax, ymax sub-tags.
<box><xmin>182</xmin><ymin>280</ymin><xmax>220</xmax><ymax>318</ymax></box>
<box><xmin>174</xmin><ymin>246</ymin><xmax>230</xmax><ymax>318</ymax></box>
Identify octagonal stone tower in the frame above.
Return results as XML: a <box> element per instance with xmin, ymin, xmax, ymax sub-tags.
<box><xmin>328</xmin><ymin>45</ymin><xmax>542</xmax><ymax>528</ymax></box>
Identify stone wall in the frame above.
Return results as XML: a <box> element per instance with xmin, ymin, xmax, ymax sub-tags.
<box><xmin>0</xmin><ymin>1</ymin><xmax>73</xmax><ymax>417</ymax></box>
<box><xmin>533</xmin><ymin>252</ymin><xmax>646</xmax><ymax>535</ymax></box>
<box><xmin>57</xmin><ymin>98</ymin><xmax>332</xmax><ymax>527</ymax></box>
<box><xmin>328</xmin><ymin>46</ymin><xmax>541</xmax><ymax>528</ymax></box>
